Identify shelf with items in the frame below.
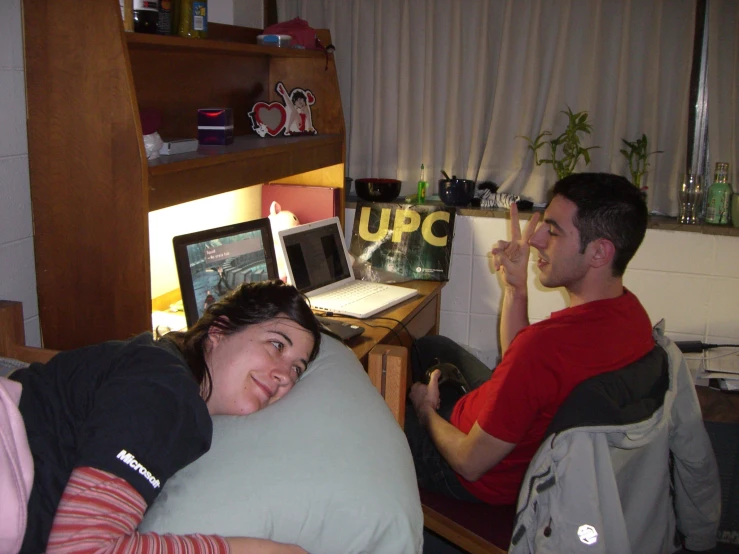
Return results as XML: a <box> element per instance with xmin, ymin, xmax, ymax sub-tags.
<box><xmin>148</xmin><ymin>134</ymin><xmax>344</xmax><ymax>210</ymax></box>
<box><xmin>126</xmin><ymin>27</ymin><xmax>327</xmax><ymax>59</ymax></box>
<box><xmin>23</xmin><ymin>0</ymin><xmax>345</xmax><ymax>350</ymax></box>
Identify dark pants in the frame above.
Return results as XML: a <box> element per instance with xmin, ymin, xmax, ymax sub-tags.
<box><xmin>404</xmin><ymin>335</ymin><xmax>493</xmax><ymax>501</ymax></box>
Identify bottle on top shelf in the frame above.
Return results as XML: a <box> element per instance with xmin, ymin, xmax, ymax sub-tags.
<box><xmin>178</xmin><ymin>0</ymin><xmax>208</xmax><ymax>38</ymax></box>
<box><xmin>133</xmin><ymin>0</ymin><xmax>159</xmax><ymax>34</ymax></box>
<box><xmin>705</xmin><ymin>162</ymin><xmax>733</xmax><ymax>225</ymax></box>
<box><xmin>119</xmin><ymin>0</ymin><xmax>134</xmax><ymax>32</ymax></box>
<box><xmin>156</xmin><ymin>0</ymin><xmax>174</xmax><ymax>35</ymax></box>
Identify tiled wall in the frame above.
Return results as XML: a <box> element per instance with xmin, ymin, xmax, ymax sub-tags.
<box><xmin>345</xmin><ymin>210</ymin><xmax>739</xmax><ymax>369</ymax></box>
<box><xmin>0</xmin><ymin>0</ymin><xmax>41</xmax><ymax>347</ymax></box>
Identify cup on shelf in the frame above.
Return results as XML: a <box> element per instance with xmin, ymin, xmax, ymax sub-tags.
<box><xmin>678</xmin><ymin>173</ymin><xmax>704</xmax><ymax>225</ymax></box>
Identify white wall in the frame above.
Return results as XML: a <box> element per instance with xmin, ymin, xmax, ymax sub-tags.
<box><xmin>346</xmin><ymin>209</ymin><xmax>739</xmax><ymax>369</ymax></box>
<box><xmin>0</xmin><ymin>0</ymin><xmax>41</xmax><ymax>347</ymax></box>
<box><xmin>209</xmin><ymin>0</ymin><xmax>264</xmax><ymax>28</ymax></box>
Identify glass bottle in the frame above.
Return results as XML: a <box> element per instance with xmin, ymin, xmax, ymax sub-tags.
<box><xmin>156</xmin><ymin>0</ymin><xmax>173</xmax><ymax>35</ymax></box>
<box><xmin>133</xmin><ymin>0</ymin><xmax>159</xmax><ymax>34</ymax></box>
<box><xmin>417</xmin><ymin>164</ymin><xmax>427</xmax><ymax>204</ymax></box>
<box><xmin>179</xmin><ymin>0</ymin><xmax>207</xmax><ymax>38</ymax></box>
<box><xmin>705</xmin><ymin>162</ymin><xmax>732</xmax><ymax>225</ymax></box>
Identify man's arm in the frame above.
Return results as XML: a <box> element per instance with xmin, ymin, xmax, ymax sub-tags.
<box><xmin>499</xmin><ymin>286</ymin><xmax>529</xmax><ymax>356</ymax></box>
<box><xmin>492</xmin><ymin>204</ymin><xmax>540</xmax><ymax>354</ymax></box>
<box><xmin>424</xmin><ymin>413</ymin><xmax>515</xmax><ymax>482</ymax></box>
<box><xmin>409</xmin><ymin>373</ymin><xmax>515</xmax><ymax>482</ymax></box>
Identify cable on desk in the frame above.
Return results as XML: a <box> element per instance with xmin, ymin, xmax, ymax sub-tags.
<box><xmin>318</xmin><ymin>313</ymin><xmax>407</xmax><ymax>350</ymax></box>
<box><xmin>368</xmin><ymin>315</ymin><xmax>423</xmax><ymax>365</ymax></box>
<box><xmin>358</xmin><ymin>322</ymin><xmax>405</xmax><ymax>347</ymax></box>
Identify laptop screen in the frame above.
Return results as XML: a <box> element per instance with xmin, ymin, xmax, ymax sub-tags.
<box><xmin>173</xmin><ymin>218</ymin><xmax>278</xmax><ymax>327</ymax></box>
<box><xmin>281</xmin><ymin>219</ymin><xmax>351</xmax><ymax>294</ymax></box>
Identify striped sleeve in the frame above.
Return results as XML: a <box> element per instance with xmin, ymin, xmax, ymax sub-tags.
<box><xmin>47</xmin><ymin>466</ymin><xmax>230</xmax><ymax>554</ymax></box>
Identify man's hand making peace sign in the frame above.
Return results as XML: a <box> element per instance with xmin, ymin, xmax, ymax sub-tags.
<box><xmin>491</xmin><ymin>204</ymin><xmax>540</xmax><ymax>353</ymax></box>
<box><xmin>492</xmin><ymin>204</ymin><xmax>540</xmax><ymax>291</ymax></box>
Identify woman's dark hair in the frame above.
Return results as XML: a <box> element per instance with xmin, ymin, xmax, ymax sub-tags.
<box><xmin>164</xmin><ymin>280</ymin><xmax>322</xmax><ymax>401</ymax></box>
<box><xmin>552</xmin><ymin>173</ymin><xmax>648</xmax><ymax>277</ymax></box>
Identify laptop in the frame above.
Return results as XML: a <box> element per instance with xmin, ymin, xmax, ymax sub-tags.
<box><xmin>173</xmin><ymin>218</ymin><xmax>278</xmax><ymax>327</ymax></box>
<box><xmin>278</xmin><ymin>217</ymin><xmax>418</xmax><ymax>318</ymax></box>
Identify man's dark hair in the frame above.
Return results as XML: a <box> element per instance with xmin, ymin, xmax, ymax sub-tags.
<box><xmin>552</xmin><ymin>173</ymin><xmax>648</xmax><ymax>277</ymax></box>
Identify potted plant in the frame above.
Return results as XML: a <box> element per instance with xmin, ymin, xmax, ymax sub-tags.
<box><xmin>520</xmin><ymin>106</ymin><xmax>600</xmax><ymax>181</ymax></box>
<box><xmin>620</xmin><ymin>134</ymin><xmax>662</xmax><ymax>198</ymax></box>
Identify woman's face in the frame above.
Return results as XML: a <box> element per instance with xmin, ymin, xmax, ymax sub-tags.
<box><xmin>204</xmin><ymin>315</ymin><xmax>315</xmax><ymax>416</ymax></box>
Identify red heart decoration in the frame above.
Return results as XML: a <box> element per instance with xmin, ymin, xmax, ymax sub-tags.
<box><xmin>251</xmin><ymin>102</ymin><xmax>287</xmax><ymax>136</ymax></box>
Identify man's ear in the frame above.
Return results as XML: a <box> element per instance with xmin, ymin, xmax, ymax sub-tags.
<box><xmin>589</xmin><ymin>238</ymin><xmax>615</xmax><ymax>269</ymax></box>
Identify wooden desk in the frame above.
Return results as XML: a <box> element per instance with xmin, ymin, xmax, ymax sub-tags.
<box><xmin>697</xmin><ymin>386</ymin><xmax>739</xmax><ymax>423</ymax></box>
<box><xmin>334</xmin><ymin>280</ymin><xmax>445</xmax><ymax>368</ymax></box>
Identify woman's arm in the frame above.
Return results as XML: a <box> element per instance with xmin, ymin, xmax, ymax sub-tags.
<box><xmin>47</xmin><ymin>466</ymin><xmax>305</xmax><ymax>554</ymax></box>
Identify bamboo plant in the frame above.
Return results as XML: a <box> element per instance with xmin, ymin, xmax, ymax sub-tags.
<box><xmin>620</xmin><ymin>134</ymin><xmax>663</xmax><ymax>192</ymax></box>
<box><xmin>521</xmin><ymin>107</ymin><xmax>600</xmax><ymax>181</ymax></box>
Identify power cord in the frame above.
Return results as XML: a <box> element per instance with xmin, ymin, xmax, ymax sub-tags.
<box><xmin>675</xmin><ymin>341</ymin><xmax>739</xmax><ymax>354</ymax></box>
<box><xmin>318</xmin><ymin>312</ymin><xmax>420</xmax><ymax>361</ymax></box>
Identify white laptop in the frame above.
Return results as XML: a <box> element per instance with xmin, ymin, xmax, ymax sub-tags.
<box><xmin>278</xmin><ymin>217</ymin><xmax>418</xmax><ymax>318</ymax></box>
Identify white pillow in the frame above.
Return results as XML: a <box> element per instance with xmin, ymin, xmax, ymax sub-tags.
<box><xmin>140</xmin><ymin>334</ymin><xmax>423</xmax><ymax>554</ymax></box>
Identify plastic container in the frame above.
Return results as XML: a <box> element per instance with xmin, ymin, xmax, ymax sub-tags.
<box><xmin>257</xmin><ymin>34</ymin><xmax>293</xmax><ymax>48</ymax></box>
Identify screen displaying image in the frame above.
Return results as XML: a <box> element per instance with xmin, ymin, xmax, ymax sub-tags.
<box><xmin>173</xmin><ymin>218</ymin><xmax>277</xmax><ymax>327</ymax></box>
<box><xmin>185</xmin><ymin>231</ymin><xmax>270</xmax><ymax>320</ymax></box>
<box><xmin>282</xmin><ymin>224</ymin><xmax>350</xmax><ymax>293</ymax></box>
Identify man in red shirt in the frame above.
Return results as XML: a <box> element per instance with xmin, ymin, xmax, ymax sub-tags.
<box><xmin>406</xmin><ymin>172</ymin><xmax>654</xmax><ymax>505</ymax></box>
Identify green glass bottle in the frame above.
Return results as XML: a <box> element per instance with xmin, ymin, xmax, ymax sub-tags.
<box><xmin>705</xmin><ymin>162</ymin><xmax>732</xmax><ymax>225</ymax></box>
<box><xmin>417</xmin><ymin>164</ymin><xmax>428</xmax><ymax>204</ymax></box>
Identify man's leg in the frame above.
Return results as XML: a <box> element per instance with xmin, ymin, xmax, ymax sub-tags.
<box><xmin>411</xmin><ymin>335</ymin><xmax>492</xmax><ymax>390</ymax></box>
<box><xmin>404</xmin><ymin>399</ymin><xmax>481</xmax><ymax>502</ymax></box>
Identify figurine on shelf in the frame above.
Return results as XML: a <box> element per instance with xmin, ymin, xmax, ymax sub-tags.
<box><xmin>276</xmin><ymin>82</ymin><xmax>316</xmax><ymax>135</ymax></box>
<box><xmin>248</xmin><ymin>81</ymin><xmax>317</xmax><ymax>137</ymax></box>
<box><xmin>268</xmin><ymin>201</ymin><xmax>300</xmax><ymax>281</ymax></box>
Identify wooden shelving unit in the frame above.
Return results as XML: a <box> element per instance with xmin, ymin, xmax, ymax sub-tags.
<box><xmin>23</xmin><ymin>0</ymin><xmax>345</xmax><ymax>350</ymax></box>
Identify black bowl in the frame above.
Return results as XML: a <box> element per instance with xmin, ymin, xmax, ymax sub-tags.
<box><xmin>355</xmin><ymin>178</ymin><xmax>402</xmax><ymax>202</ymax></box>
<box><xmin>438</xmin><ymin>178</ymin><xmax>475</xmax><ymax>206</ymax></box>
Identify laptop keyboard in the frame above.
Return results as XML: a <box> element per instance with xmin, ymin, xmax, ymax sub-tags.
<box><xmin>312</xmin><ymin>281</ymin><xmax>388</xmax><ymax>307</ymax></box>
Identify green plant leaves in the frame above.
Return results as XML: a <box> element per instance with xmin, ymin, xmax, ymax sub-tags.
<box><xmin>521</xmin><ymin>106</ymin><xmax>599</xmax><ymax>180</ymax></box>
<box><xmin>620</xmin><ymin>133</ymin><xmax>663</xmax><ymax>188</ymax></box>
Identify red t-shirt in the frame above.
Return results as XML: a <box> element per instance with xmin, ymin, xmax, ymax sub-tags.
<box><xmin>450</xmin><ymin>289</ymin><xmax>654</xmax><ymax>505</ymax></box>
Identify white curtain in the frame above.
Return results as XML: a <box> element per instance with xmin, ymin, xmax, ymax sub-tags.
<box><xmin>278</xmin><ymin>0</ymin><xmax>696</xmax><ymax>213</ymax></box>
<box><xmin>708</xmin><ymin>0</ymin><xmax>739</xmax><ymax>186</ymax></box>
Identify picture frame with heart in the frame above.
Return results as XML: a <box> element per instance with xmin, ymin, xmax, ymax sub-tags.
<box><xmin>249</xmin><ymin>81</ymin><xmax>318</xmax><ymax>137</ymax></box>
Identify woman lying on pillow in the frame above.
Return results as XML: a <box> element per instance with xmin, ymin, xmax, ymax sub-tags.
<box><xmin>10</xmin><ymin>280</ymin><xmax>321</xmax><ymax>554</ymax></box>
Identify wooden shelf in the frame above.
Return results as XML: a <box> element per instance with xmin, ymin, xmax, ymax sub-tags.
<box><xmin>148</xmin><ymin>134</ymin><xmax>343</xmax><ymax>210</ymax></box>
<box><xmin>23</xmin><ymin>0</ymin><xmax>346</xmax><ymax>350</ymax></box>
<box><xmin>127</xmin><ymin>31</ymin><xmax>326</xmax><ymax>58</ymax></box>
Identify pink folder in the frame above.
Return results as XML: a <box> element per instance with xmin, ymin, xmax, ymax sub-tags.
<box><xmin>261</xmin><ymin>183</ymin><xmax>340</xmax><ymax>224</ymax></box>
